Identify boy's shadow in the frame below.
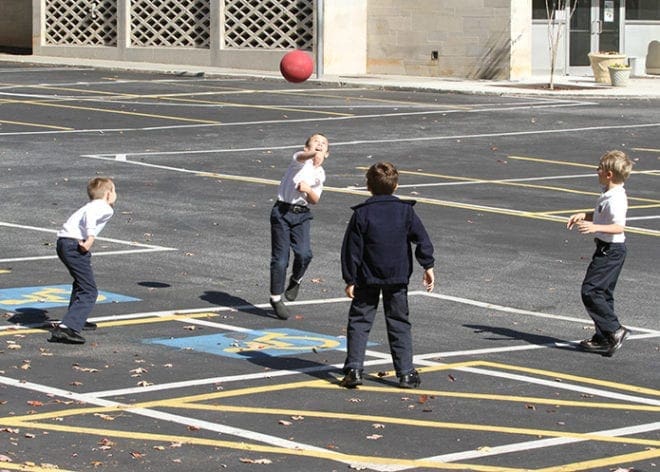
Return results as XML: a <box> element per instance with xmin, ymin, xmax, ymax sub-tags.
<box><xmin>200</xmin><ymin>290</ymin><xmax>275</xmax><ymax>319</ymax></box>
<box><xmin>463</xmin><ymin>323</ymin><xmax>576</xmax><ymax>350</ymax></box>
<box><xmin>5</xmin><ymin>308</ymin><xmax>57</xmax><ymax>329</ymax></box>
<box><xmin>235</xmin><ymin>349</ymin><xmax>340</xmax><ymax>382</ymax></box>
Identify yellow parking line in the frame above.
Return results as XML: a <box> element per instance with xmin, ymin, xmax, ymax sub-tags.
<box><xmin>4</xmin><ymin>99</ymin><xmax>223</xmax><ymax>125</ymax></box>
<box><xmin>535</xmin><ymin>449</ymin><xmax>660</xmax><ymax>472</ymax></box>
<box><xmin>475</xmin><ymin>361</ymin><xmax>660</xmax><ymax>396</ymax></box>
<box><xmin>507</xmin><ymin>155</ymin><xmax>596</xmax><ymax>168</ymax></box>
<box><xmin>0</xmin><ymin>119</ymin><xmax>73</xmax><ymax>130</ymax></box>
<box><xmin>632</xmin><ymin>147</ymin><xmax>660</xmax><ymax>153</ymax></box>
<box><xmin>387</xmin><ymin>167</ymin><xmax>660</xmax><ymax>204</ymax></box>
<box><xmin>174</xmin><ymin>403</ymin><xmax>660</xmax><ymax>447</ymax></box>
<box><xmin>4</xmin><ymin>420</ymin><xmax>525</xmax><ymax>471</ymax></box>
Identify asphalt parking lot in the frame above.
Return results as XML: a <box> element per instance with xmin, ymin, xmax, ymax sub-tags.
<box><xmin>0</xmin><ymin>61</ymin><xmax>658</xmax><ymax>472</ymax></box>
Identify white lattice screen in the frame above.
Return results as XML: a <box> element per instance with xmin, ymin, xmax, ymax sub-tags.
<box><xmin>44</xmin><ymin>0</ymin><xmax>314</xmax><ymax>50</ymax></box>
<box><xmin>224</xmin><ymin>0</ymin><xmax>314</xmax><ymax>49</ymax></box>
<box><xmin>131</xmin><ymin>0</ymin><xmax>211</xmax><ymax>47</ymax></box>
<box><xmin>45</xmin><ymin>0</ymin><xmax>117</xmax><ymax>45</ymax></box>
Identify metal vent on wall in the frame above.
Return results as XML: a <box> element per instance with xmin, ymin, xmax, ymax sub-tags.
<box><xmin>45</xmin><ymin>0</ymin><xmax>118</xmax><ymax>45</ymax></box>
<box><xmin>224</xmin><ymin>0</ymin><xmax>313</xmax><ymax>49</ymax></box>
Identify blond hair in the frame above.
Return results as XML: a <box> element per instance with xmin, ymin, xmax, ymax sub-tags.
<box><xmin>87</xmin><ymin>177</ymin><xmax>114</xmax><ymax>200</ymax></box>
<box><xmin>599</xmin><ymin>150</ymin><xmax>633</xmax><ymax>183</ymax></box>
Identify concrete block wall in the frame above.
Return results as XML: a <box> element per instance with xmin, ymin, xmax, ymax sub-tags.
<box><xmin>0</xmin><ymin>0</ymin><xmax>33</xmax><ymax>50</ymax></box>
<box><xmin>367</xmin><ymin>0</ymin><xmax>530</xmax><ymax>80</ymax></box>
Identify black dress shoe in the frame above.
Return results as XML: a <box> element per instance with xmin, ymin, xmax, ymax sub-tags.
<box><xmin>83</xmin><ymin>321</ymin><xmax>97</xmax><ymax>331</ymax></box>
<box><xmin>284</xmin><ymin>278</ymin><xmax>300</xmax><ymax>301</ymax></box>
<box><xmin>399</xmin><ymin>370</ymin><xmax>421</xmax><ymax>389</ymax></box>
<box><xmin>48</xmin><ymin>326</ymin><xmax>85</xmax><ymax>344</ymax></box>
<box><xmin>603</xmin><ymin>327</ymin><xmax>630</xmax><ymax>357</ymax></box>
<box><xmin>270</xmin><ymin>299</ymin><xmax>290</xmax><ymax>320</ymax></box>
<box><xmin>339</xmin><ymin>369</ymin><xmax>363</xmax><ymax>388</ymax></box>
<box><xmin>579</xmin><ymin>334</ymin><xmax>610</xmax><ymax>353</ymax></box>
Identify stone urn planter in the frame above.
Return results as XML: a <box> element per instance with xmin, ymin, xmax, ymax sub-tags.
<box><xmin>588</xmin><ymin>52</ymin><xmax>627</xmax><ymax>84</ymax></box>
<box><xmin>608</xmin><ymin>64</ymin><xmax>632</xmax><ymax>87</ymax></box>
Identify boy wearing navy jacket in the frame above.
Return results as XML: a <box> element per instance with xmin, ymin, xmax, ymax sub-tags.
<box><xmin>340</xmin><ymin>162</ymin><xmax>435</xmax><ymax>389</ymax></box>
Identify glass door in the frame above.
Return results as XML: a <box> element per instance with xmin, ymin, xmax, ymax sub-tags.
<box><xmin>569</xmin><ymin>0</ymin><xmax>622</xmax><ymax>72</ymax></box>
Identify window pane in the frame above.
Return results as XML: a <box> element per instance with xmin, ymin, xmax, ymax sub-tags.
<box><xmin>626</xmin><ymin>0</ymin><xmax>660</xmax><ymax>20</ymax></box>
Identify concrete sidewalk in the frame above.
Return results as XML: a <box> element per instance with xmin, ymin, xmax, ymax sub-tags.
<box><xmin>1</xmin><ymin>53</ymin><xmax>659</xmax><ymax>98</ymax></box>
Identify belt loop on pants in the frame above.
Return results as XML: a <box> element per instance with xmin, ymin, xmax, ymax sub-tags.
<box><xmin>276</xmin><ymin>201</ymin><xmax>310</xmax><ymax>214</ymax></box>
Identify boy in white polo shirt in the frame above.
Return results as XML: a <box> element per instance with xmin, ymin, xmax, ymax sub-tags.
<box><xmin>50</xmin><ymin>177</ymin><xmax>117</xmax><ymax>344</ymax></box>
<box><xmin>567</xmin><ymin>150</ymin><xmax>633</xmax><ymax>357</ymax></box>
<box><xmin>269</xmin><ymin>133</ymin><xmax>329</xmax><ymax>320</ymax></box>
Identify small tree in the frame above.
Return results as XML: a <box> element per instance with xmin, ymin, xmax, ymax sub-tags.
<box><xmin>546</xmin><ymin>0</ymin><xmax>578</xmax><ymax>90</ymax></box>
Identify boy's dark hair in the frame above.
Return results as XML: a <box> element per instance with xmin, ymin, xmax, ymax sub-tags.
<box><xmin>87</xmin><ymin>177</ymin><xmax>114</xmax><ymax>200</ymax></box>
<box><xmin>366</xmin><ymin>162</ymin><xmax>398</xmax><ymax>195</ymax></box>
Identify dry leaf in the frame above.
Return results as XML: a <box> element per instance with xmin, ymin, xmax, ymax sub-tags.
<box><xmin>130</xmin><ymin>451</ymin><xmax>144</xmax><ymax>459</ymax></box>
<box><xmin>366</xmin><ymin>434</ymin><xmax>382</xmax><ymax>440</ymax></box>
<box><xmin>372</xmin><ymin>423</ymin><xmax>385</xmax><ymax>429</ymax></box>
<box><xmin>0</xmin><ymin>454</ymin><xmax>13</xmax><ymax>462</ymax></box>
<box><xmin>94</xmin><ymin>413</ymin><xmax>116</xmax><ymax>421</ymax></box>
<box><xmin>525</xmin><ymin>404</ymin><xmax>536</xmax><ymax>410</ymax></box>
<box><xmin>278</xmin><ymin>420</ymin><xmax>292</xmax><ymax>426</ymax></box>
<box><xmin>26</xmin><ymin>401</ymin><xmax>43</xmax><ymax>407</ymax></box>
<box><xmin>240</xmin><ymin>458</ymin><xmax>272</xmax><ymax>464</ymax></box>
<box><xmin>418</xmin><ymin>395</ymin><xmax>429</xmax><ymax>404</ymax></box>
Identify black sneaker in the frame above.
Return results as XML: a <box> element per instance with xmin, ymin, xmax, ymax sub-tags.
<box><xmin>48</xmin><ymin>326</ymin><xmax>85</xmax><ymax>344</ymax></box>
<box><xmin>603</xmin><ymin>327</ymin><xmax>630</xmax><ymax>357</ymax></box>
<box><xmin>83</xmin><ymin>321</ymin><xmax>97</xmax><ymax>331</ymax></box>
<box><xmin>579</xmin><ymin>334</ymin><xmax>610</xmax><ymax>353</ymax></box>
<box><xmin>399</xmin><ymin>370</ymin><xmax>421</xmax><ymax>389</ymax></box>
<box><xmin>270</xmin><ymin>299</ymin><xmax>290</xmax><ymax>320</ymax></box>
<box><xmin>339</xmin><ymin>369</ymin><xmax>363</xmax><ymax>389</ymax></box>
<box><xmin>284</xmin><ymin>278</ymin><xmax>300</xmax><ymax>301</ymax></box>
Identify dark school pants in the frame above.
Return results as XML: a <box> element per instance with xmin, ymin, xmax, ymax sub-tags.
<box><xmin>269</xmin><ymin>204</ymin><xmax>313</xmax><ymax>295</ymax></box>
<box><xmin>56</xmin><ymin>238</ymin><xmax>98</xmax><ymax>333</ymax></box>
<box><xmin>343</xmin><ymin>284</ymin><xmax>414</xmax><ymax>377</ymax></box>
<box><xmin>580</xmin><ymin>239</ymin><xmax>626</xmax><ymax>335</ymax></box>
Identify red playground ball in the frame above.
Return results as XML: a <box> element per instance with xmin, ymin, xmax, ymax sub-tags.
<box><xmin>279</xmin><ymin>50</ymin><xmax>313</xmax><ymax>83</ymax></box>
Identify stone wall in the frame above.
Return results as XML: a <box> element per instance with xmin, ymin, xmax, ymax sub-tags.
<box><xmin>367</xmin><ymin>0</ymin><xmax>527</xmax><ymax>79</ymax></box>
<box><xmin>0</xmin><ymin>0</ymin><xmax>33</xmax><ymax>50</ymax></box>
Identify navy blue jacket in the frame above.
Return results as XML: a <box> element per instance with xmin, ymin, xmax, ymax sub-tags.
<box><xmin>341</xmin><ymin>195</ymin><xmax>434</xmax><ymax>287</ymax></box>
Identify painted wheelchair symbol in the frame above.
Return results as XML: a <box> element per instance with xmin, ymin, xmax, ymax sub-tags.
<box><xmin>224</xmin><ymin>331</ymin><xmax>341</xmax><ymax>354</ymax></box>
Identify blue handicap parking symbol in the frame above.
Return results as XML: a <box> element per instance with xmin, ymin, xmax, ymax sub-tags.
<box><xmin>0</xmin><ymin>285</ymin><xmax>140</xmax><ymax>311</ymax></box>
<box><xmin>146</xmin><ymin>328</ymin><xmax>373</xmax><ymax>358</ymax></box>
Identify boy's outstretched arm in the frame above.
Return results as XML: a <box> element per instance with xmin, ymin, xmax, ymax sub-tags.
<box><xmin>423</xmin><ymin>268</ymin><xmax>434</xmax><ymax>292</ymax></box>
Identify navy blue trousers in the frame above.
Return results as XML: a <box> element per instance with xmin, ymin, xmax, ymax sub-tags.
<box><xmin>343</xmin><ymin>284</ymin><xmax>414</xmax><ymax>377</ymax></box>
<box><xmin>56</xmin><ymin>238</ymin><xmax>98</xmax><ymax>333</ymax></box>
<box><xmin>581</xmin><ymin>239</ymin><xmax>626</xmax><ymax>335</ymax></box>
<box><xmin>269</xmin><ymin>204</ymin><xmax>313</xmax><ymax>295</ymax></box>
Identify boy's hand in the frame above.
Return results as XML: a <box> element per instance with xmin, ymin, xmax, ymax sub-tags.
<box><xmin>345</xmin><ymin>285</ymin><xmax>355</xmax><ymax>299</ymax></box>
<box><xmin>423</xmin><ymin>268</ymin><xmax>435</xmax><ymax>292</ymax></box>
<box><xmin>567</xmin><ymin>212</ymin><xmax>586</xmax><ymax>229</ymax></box>
<box><xmin>576</xmin><ymin>220</ymin><xmax>596</xmax><ymax>234</ymax></box>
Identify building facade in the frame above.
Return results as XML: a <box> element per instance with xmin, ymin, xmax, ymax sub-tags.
<box><xmin>0</xmin><ymin>0</ymin><xmax>658</xmax><ymax>79</ymax></box>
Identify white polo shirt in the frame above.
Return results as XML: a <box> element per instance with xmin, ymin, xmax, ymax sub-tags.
<box><xmin>277</xmin><ymin>152</ymin><xmax>325</xmax><ymax>205</ymax></box>
<box><xmin>57</xmin><ymin>199</ymin><xmax>114</xmax><ymax>240</ymax></box>
<box><xmin>593</xmin><ymin>185</ymin><xmax>627</xmax><ymax>243</ymax></box>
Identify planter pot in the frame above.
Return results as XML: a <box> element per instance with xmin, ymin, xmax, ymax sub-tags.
<box><xmin>609</xmin><ymin>67</ymin><xmax>631</xmax><ymax>87</ymax></box>
<box><xmin>588</xmin><ymin>52</ymin><xmax>627</xmax><ymax>84</ymax></box>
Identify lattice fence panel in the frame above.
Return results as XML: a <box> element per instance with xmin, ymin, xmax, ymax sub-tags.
<box><xmin>131</xmin><ymin>0</ymin><xmax>211</xmax><ymax>47</ymax></box>
<box><xmin>45</xmin><ymin>0</ymin><xmax>117</xmax><ymax>45</ymax></box>
<box><xmin>224</xmin><ymin>0</ymin><xmax>314</xmax><ymax>50</ymax></box>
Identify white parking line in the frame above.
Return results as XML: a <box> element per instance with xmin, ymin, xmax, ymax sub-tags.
<box><xmin>0</xmin><ymin>221</ymin><xmax>176</xmax><ymax>263</ymax></box>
